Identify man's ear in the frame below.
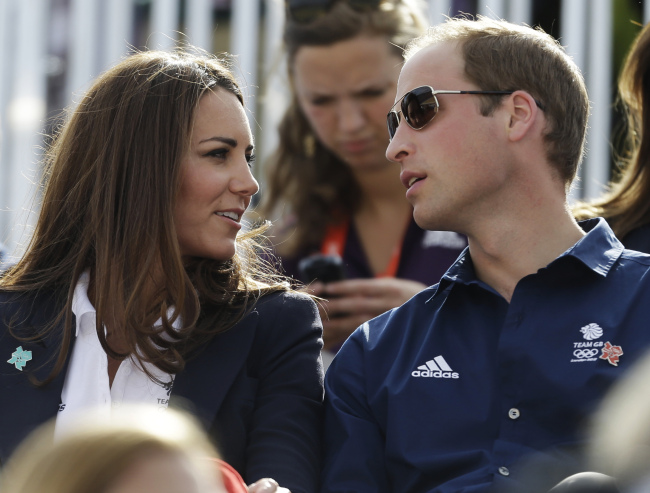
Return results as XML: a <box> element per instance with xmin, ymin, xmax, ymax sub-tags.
<box><xmin>506</xmin><ymin>91</ymin><xmax>539</xmax><ymax>142</ymax></box>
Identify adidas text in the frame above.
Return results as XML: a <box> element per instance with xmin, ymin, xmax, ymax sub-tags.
<box><xmin>411</xmin><ymin>369</ymin><xmax>459</xmax><ymax>378</ymax></box>
<box><xmin>411</xmin><ymin>356</ymin><xmax>460</xmax><ymax>379</ymax></box>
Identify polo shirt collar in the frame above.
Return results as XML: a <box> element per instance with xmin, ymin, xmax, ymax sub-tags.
<box><xmin>430</xmin><ymin>217</ymin><xmax>624</xmax><ymax>300</ymax></box>
<box><xmin>555</xmin><ymin>217</ymin><xmax>624</xmax><ymax>276</ymax></box>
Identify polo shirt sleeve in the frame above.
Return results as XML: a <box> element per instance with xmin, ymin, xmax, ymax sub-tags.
<box><xmin>322</xmin><ymin>324</ymin><xmax>390</xmax><ymax>493</ymax></box>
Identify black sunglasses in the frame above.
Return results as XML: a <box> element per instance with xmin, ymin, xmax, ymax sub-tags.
<box><xmin>387</xmin><ymin>85</ymin><xmax>545</xmax><ymax>140</ymax></box>
<box><xmin>286</xmin><ymin>0</ymin><xmax>383</xmax><ymax>23</ymax></box>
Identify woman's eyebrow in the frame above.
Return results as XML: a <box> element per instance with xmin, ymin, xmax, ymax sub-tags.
<box><xmin>199</xmin><ymin>136</ymin><xmax>237</xmax><ymax>146</ymax></box>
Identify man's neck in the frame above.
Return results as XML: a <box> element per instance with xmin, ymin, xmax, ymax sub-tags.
<box><xmin>467</xmin><ymin>203</ymin><xmax>585</xmax><ymax>303</ymax></box>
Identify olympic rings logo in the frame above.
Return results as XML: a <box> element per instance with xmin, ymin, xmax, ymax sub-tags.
<box><xmin>573</xmin><ymin>349</ymin><xmax>598</xmax><ymax>358</ymax></box>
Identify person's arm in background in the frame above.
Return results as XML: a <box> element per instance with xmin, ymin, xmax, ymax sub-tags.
<box><xmin>310</xmin><ymin>278</ymin><xmax>425</xmax><ymax>350</ymax></box>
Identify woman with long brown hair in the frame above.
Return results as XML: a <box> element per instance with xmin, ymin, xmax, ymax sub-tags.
<box><xmin>574</xmin><ymin>22</ymin><xmax>650</xmax><ymax>251</ymax></box>
<box><xmin>260</xmin><ymin>0</ymin><xmax>466</xmax><ymax>361</ymax></box>
<box><xmin>0</xmin><ymin>49</ymin><xmax>322</xmax><ymax>493</ymax></box>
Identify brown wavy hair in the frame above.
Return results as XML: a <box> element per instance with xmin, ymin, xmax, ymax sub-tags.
<box><xmin>259</xmin><ymin>0</ymin><xmax>427</xmax><ymax>256</ymax></box>
<box><xmin>1</xmin><ymin>49</ymin><xmax>288</xmax><ymax>386</ymax></box>
<box><xmin>404</xmin><ymin>16</ymin><xmax>590</xmax><ymax>188</ymax></box>
<box><xmin>573</xmin><ymin>22</ymin><xmax>650</xmax><ymax>238</ymax></box>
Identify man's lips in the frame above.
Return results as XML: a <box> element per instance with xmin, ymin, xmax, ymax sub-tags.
<box><xmin>400</xmin><ymin>171</ymin><xmax>426</xmax><ymax>189</ymax></box>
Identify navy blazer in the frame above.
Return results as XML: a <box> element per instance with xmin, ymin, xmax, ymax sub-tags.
<box><xmin>0</xmin><ymin>289</ymin><xmax>324</xmax><ymax>493</ymax></box>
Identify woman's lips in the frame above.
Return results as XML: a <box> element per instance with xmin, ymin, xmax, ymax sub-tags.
<box><xmin>341</xmin><ymin>139</ymin><xmax>372</xmax><ymax>154</ymax></box>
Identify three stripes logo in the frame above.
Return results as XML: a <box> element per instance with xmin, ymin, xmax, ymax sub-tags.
<box><xmin>411</xmin><ymin>355</ymin><xmax>459</xmax><ymax>379</ymax></box>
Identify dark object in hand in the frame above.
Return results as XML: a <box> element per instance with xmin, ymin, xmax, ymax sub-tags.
<box><xmin>298</xmin><ymin>254</ymin><xmax>345</xmax><ymax>283</ymax></box>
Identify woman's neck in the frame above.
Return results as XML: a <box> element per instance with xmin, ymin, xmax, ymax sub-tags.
<box><xmin>349</xmin><ymin>164</ymin><xmax>413</xmax><ymax>275</ymax></box>
<box><xmin>352</xmin><ymin>162</ymin><xmax>407</xmax><ymax>215</ymax></box>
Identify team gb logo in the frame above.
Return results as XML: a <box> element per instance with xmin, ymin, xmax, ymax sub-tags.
<box><xmin>580</xmin><ymin>323</ymin><xmax>603</xmax><ymax>340</ymax></box>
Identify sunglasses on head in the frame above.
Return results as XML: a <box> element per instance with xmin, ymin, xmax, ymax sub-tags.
<box><xmin>286</xmin><ymin>0</ymin><xmax>384</xmax><ymax>24</ymax></box>
<box><xmin>386</xmin><ymin>85</ymin><xmax>545</xmax><ymax>140</ymax></box>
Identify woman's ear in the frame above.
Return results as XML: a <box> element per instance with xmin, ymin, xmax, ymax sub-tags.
<box><xmin>506</xmin><ymin>91</ymin><xmax>539</xmax><ymax>142</ymax></box>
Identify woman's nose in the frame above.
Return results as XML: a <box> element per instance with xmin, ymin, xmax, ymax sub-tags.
<box><xmin>232</xmin><ymin>161</ymin><xmax>260</xmax><ymax>197</ymax></box>
<box><xmin>338</xmin><ymin>100</ymin><xmax>366</xmax><ymax>133</ymax></box>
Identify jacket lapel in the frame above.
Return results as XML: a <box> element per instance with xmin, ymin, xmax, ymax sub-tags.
<box><xmin>170</xmin><ymin>307</ymin><xmax>258</xmax><ymax>425</ymax></box>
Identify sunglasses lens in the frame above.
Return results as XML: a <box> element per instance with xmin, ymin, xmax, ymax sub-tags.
<box><xmin>387</xmin><ymin>87</ymin><xmax>440</xmax><ymax>139</ymax></box>
<box><xmin>402</xmin><ymin>90</ymin><xmax>438</xmax><ymax>130</ymax></box>
<box><xmin>387</xmin><ymin>111</ymin><xmax>400</xmax><ymax>139</ymax></box>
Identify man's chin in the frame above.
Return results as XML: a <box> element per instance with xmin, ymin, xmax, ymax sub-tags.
<box><xmin>413</xmin><ymin>212</ymin><xmax>453</xmax><ymax>234</ymax></box>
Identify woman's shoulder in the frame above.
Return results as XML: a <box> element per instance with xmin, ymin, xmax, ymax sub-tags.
<box><xmin>0</xmin><ymin>287</ymin><xmax>60</xmax><ymax>305</ymax></box>
<box><xmin>253</xmin><ymin>289</ymin><xmax>318</xmax><ymax>318</ymax></box>
<box><xmin>0</xmin><ymin>288</ymin><xmax>62</xmax><ymax>325</ymax></box>
<box><xmin>247</xmin><ymin>290</ymin><xmax>321</xmax><ymax>346</ymax></box>
<box><xmin>244</xmin><ymin>289</ymin><xmax>322</xmax><ymax>378</ymax></box>
<box><xmin>0</xmin><ymin>289</ymin><xmax>39</xmax><ymax>312</ymax></box>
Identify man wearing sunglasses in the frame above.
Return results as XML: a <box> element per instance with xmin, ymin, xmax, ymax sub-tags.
<box><xmin>322</xmin><ymin>15</ymin><xmax>650</xmax><ymax>493</ymax></box>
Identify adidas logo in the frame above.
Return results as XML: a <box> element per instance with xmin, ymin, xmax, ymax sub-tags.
<box><xmin>411</xmin><ymin>356</ymin><xmax>459</xmax><ymax>379</ymax></box>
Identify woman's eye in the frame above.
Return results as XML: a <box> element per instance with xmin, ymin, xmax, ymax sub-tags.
<box><xmin>359</xmin><ymin>88</ymin><xmax>386</xmax><ymax>99</ymax></box>
<box><xmin>204</xmin><ymin>148</ymin><xmax>228</xmax><ymax>159</ymax></box>
<box><xmin>310</xmin><ymin>96</ymin><xmax>333</xmax><ymax>106</ymax></box>
<box><xmin>246</xmin><ymin>154</ymin><xmax>256</xmax><ymax>168</ymax></box>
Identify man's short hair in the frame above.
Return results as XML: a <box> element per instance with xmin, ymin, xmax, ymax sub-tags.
<box><xmin>404</xmin><ymin>16</ymin><xmax>590</xmax><ymax>187</ymax></box>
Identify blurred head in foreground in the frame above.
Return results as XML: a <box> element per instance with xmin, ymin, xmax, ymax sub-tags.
<box><xmin>588</xmin><ymin>349</ymin><xmax>650</xmax><ymax>493</ymax></box>
<box><xmin>1</xmin><ymin>406</ymin><xmax>225</xmax><ymax>493</ymax></box>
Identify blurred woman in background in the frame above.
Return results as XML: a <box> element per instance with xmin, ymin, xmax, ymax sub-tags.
<box><xmin>260</xmin><ymin>0</ymin><xmax>466</xmax><ymax>359</ymax></box>
<box><xmin>574</xmin><ymin>22</ymin><xmax>650</xmax><ymax>253</ymax></box>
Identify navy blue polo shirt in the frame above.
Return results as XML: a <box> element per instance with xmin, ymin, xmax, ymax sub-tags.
<box><xmin>322</xmin><ymin>218</ymin><xmax>650</xmax><ymax>493</ymax></box>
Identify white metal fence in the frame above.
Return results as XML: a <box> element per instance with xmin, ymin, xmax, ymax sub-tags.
<box><xmin>0</xmin><ymin>0</ymin><xmax>642</xmax><ymax>256</ymax></box>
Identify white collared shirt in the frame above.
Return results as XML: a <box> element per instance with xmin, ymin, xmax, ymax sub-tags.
<box><xmin>55</xmin><ymin>272</ymin><xmax>177</xmax><ymax>438</ymax></box>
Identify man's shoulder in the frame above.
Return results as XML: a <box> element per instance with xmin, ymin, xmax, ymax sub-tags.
<box><xmin>327</xmin><ymin>283</ymin><xmax>449</xmax><ymax>395</ymax></box>
<box><xmin>351</xmin><ymin>284</ymin><xmax>443</xmax><ymax>347</ymax></box>
<box><xmin>619</xmin><ymin>247</ymin><xmax>650</xmax><ymax>265</ymax></box>
<box><xmin>610</xmin><ymin>248</ymin><xmax>650</xmax><ymax>282</ymax></box>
